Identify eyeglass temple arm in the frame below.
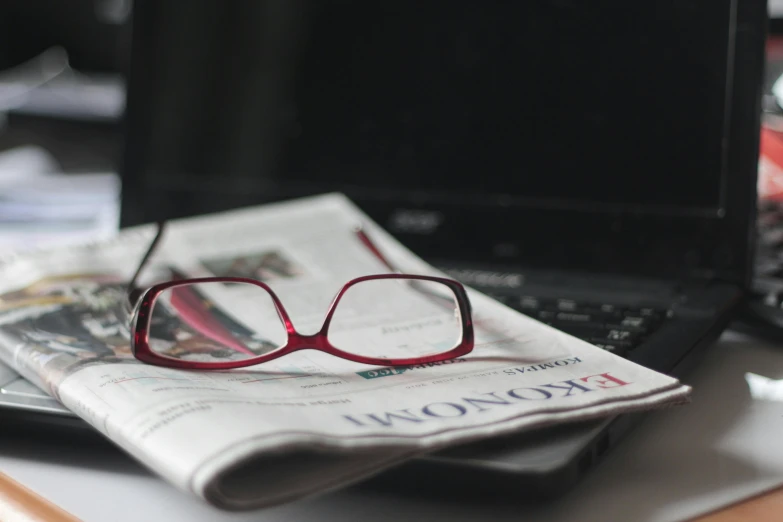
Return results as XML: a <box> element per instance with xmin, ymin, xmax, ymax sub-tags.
<box><xmin>127</xmin><ymin>224</ymin><xmax>464</xmax><ymax>309</ymax></box>
<box><xmin>356</xmin><ymin>226</ymin><xmax>465</xmax><ymax>311</ymax></box>
<box><xmin>127</xmin><ymin>221</ymin><xmax>167</xmax><ymax>309</ymax></box>
<box><xmin>129</xmin><ymin>225</ymin><xmax>400</xmax><ymax>304</ymax></box>
<box><xmin>354</xmin><ymin>227</ymin><xmax>400</xmax><ymax>273</ymax></box>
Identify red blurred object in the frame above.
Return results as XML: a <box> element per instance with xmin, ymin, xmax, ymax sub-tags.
<box><xmin>758</xmin><ymin>126</ymin><xmax>783</xmax><ymax>201</ymax></box>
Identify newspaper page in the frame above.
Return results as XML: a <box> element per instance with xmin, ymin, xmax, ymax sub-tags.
<box><xmin>0</xmin><ymin>193</ymin><xmax>690</xmax><ymax>509</ymax></box>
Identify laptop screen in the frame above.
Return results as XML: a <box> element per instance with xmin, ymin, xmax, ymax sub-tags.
<box><xmin>123</xmin><ymin>0</ymin><xmax>762</xmax><ymax>282</ymax></box>
<box><xmin>279</xmin><ymin>1</ymin><xmax>731</xmax><ymax>216</ymax></box>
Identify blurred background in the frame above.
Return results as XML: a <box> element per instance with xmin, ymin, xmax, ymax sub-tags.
<box><xmin>1</xmin><ymin>0</ymin><xmax>783</xmax><ymax>255</ymax></box>
<box><xmin>0</xmin><ymin>0</ymin><xmax>129</xmax><ymax>250</ymax></box>
<box><xmin>0</xmin><ymin>0</ymin><xmax>128</xmax><ymax>164</ymax></box>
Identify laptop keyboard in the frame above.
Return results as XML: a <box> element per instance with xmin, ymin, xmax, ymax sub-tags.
<box><xmin>486</xmin><ymin>294</ymin><xmax>671</xmax><ymax>358</ymax></box>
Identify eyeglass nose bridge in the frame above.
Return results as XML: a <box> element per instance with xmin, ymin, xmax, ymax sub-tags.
<box><xmin>286</xmin><ymin>332</ymin><xmax>331</xmax><ymax>352</ymax></box>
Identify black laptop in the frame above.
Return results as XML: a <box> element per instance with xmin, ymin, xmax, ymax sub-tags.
<box><xmin>0</xmin><ymin>0</ymin><xmax>766</xmax><ymax>500</ymax></box>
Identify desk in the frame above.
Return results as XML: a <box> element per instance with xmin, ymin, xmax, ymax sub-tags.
<box><xmin>2</xmin><ymin>332</ymin><xmax>783</xmax><ymax>522</ymax></box>
<box><xmin>695</xmin><ymin>486</ymin><xmax>783</xmax><ymax>521</ymax></box>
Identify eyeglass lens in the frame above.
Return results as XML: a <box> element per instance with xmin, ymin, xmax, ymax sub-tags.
<box><xmin>148</xmin><ymin>282</ymin><xmax>287</xmax><ymax>362</ymax></box>
<box><xmin>328</xmin><ymin>278</ymin><xmax>462</xmax><ymax>359</ymax></box>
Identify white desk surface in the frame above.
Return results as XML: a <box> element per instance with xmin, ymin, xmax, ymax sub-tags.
<box><xmin>2</xmin><ymin>332</ymin><xmax>783</xmax><ymax>522</ymax></box>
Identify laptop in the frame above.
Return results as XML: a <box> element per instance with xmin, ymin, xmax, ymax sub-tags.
<box><xmin>0</xmin><ymin>0</ymin><xmax>767</xmax><ymax>500</ymax></box>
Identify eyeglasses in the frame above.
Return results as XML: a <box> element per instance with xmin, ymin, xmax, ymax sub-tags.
<box><xmin>127</xmin><ymin>222</ymin><xmax>474</xmax><ymax>370</ymax></box>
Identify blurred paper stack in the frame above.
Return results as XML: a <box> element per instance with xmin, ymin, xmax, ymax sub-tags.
<box><xmin>0</xmin><ymin>145</ymin><xmax>120</xmax><ymax>251</ymax></box>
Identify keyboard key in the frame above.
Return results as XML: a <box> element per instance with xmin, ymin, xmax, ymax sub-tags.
<box><xmin>589</xmin><ymin>337</ymin><xmax>633</xmax><ymax>351</ymax></box>
<box><xmin>556</xmin><ymin>299</ymin><xmax>578</xmax><ymax>311</ymax></box>
<box><xmin>607</xmin><ymin>329</ymin><xmax>634</xmax><ymax>341</ymax></box>
<box><xmin>621</xmin><ymin>316</ymin><xmax>645</xmax><ymax>328</ymax></box>
<box><xmin>519</xmin><ymin>296</ymin><xmax>541</xmax><ymax>311</ymax></box>
<box><xmin>626</xmin><ymin>308</ymin><xmax>662</xmax><ymax>321</ymax></box>
<box><xmin>581</xmin><ymin>305</ymin><xmax>623</xmax><ymax>320</ymax></box>
<box><xmin>590</xmin><ymin>329</ymin><xmax>639</xmax><ymax>349</ymax></box>
<box><xmin>593</xmin><ymin>343</ymin><xmax>628</xmax><ymax>357</ymax></box>
<box><xmin>554</xmin><ymin>312</ymin><xmax>593</xmax><ymax>322</ymax></box>
<box><xmin>605</xmin><ymin>316</ymin><xmax>651</xmax><ymax>334</ymax></box>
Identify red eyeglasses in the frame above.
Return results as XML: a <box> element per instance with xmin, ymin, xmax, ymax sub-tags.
<box><xmin>127</xmin><ymin>223</ymin><xmax>474</xmax><ymax>370</ymax></box>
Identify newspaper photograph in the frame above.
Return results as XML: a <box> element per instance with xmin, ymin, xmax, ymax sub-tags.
<box><xmin>0</xmin><ymin>193</ymin><xmax>691</xmax><ymax>510</ymax></box>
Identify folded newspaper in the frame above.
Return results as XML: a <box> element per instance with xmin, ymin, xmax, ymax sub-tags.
<box><xmin>0</xmin><ymin>193</ymin><xmax>690</xmax><ymax>510</ymax></box>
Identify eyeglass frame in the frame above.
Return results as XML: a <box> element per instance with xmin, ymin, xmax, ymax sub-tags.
<box><xmin>126</xmin><ymin>222</ymin><xmax>474</xmax><ymax>370</ymax></box>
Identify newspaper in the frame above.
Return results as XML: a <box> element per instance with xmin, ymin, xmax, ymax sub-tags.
<box><xmin>0</xmin><ymin>193</ymin><xmax>690</xmax><ymax>510</ymax></box>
